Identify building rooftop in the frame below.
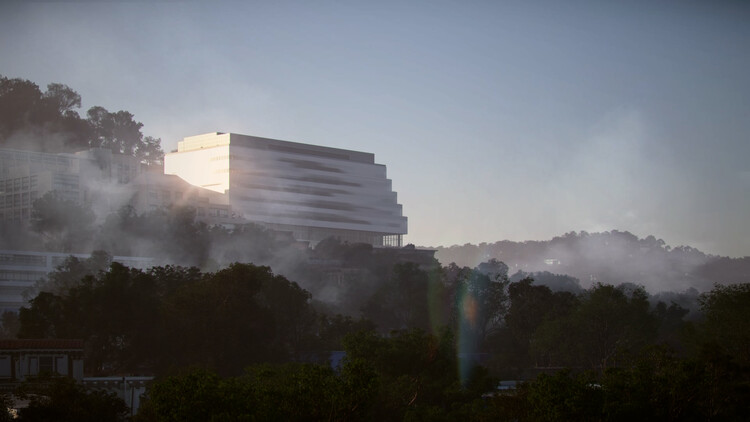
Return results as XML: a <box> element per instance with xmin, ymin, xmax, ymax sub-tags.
<box><xmin>0</xmin><ymin>339</ymin><xmax>85</xmax><ymax>350</ymax></box>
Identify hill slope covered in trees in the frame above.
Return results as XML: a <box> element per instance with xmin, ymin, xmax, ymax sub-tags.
<box><xmin>430</xmin><ymin>230</ymin><xmax>750</xmax><ymax>293</ymax></box>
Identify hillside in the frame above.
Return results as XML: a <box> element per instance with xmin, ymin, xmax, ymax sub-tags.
<box><xmin>429</xmin><ymin>230</ymin><xmax>750</xmax><ymax>293</ymax></box>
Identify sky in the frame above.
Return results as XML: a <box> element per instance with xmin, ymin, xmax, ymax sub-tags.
<box><xmin>1</xmin><ymin>1</ymin><xmax>749</xmax><ymax>257</ymax></box>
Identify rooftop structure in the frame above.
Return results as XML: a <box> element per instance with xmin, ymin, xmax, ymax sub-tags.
<box><xmin>0</xmin><ymin>339</ymin><xmax>85</xmax><ymax>383</ymax></box>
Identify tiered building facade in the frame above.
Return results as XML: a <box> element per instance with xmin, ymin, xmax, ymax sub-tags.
<box><xmin>165</xmin><ymin>132</ymin><xmax>407</xmax><ymax>247</ymax></box>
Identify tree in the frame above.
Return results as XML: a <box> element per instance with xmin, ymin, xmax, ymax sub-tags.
<box><xmin>31</xmin><ymin>250</ymin><xmax>112</xmax><ymax>297</ymax></box>
<box><xmin>523</xmin><ymin>370</ymin><xmax>603</xmax><ymax>422</ymax></box>
<box><xmin>698</xmin><ymin>283</ymin><xmax>750</xmax><ymax>366</ymax></box>
<box><xmin>0</xmin><ymin>76</ymin><xmax>44</xmax><ymax>141</ymax></box>
<box><xmin>362</xmin><ymin>262</ymin><xmax>435</xmax><ymax>332</ymax></box>
<box><xmin>19</xmin><ymin>262</ymin><xmax>163</xmax><ymax>374</ymax></box>
<box><xmin>96</xmin><ymin>205</ymin><xmax>209</xmax><ymax>266</ymax></box>
<box><xmin>85</xmin><ymin>106</ymin><xmax>163</xmax><ymax>164</ymax></box>
<box><xmin>494</xmin><ymin>277</ymin><xmax>578</xmax><ymax>369</ymax></box>
<box><xmin>87</xmin><ymin>106</ymin><xmax>143</xmax><ymax>155</ymax></box>
<box><xmin>136</xmin><ymin>135</ymin><xmax>164</xmax><ymax>167</ymax></box>
<box><xmin>143</xmin><ymin>368</ymin><xmax>225</xmax><ymax>422</ymax></box>
<box><xmin>142</xmin><ymin>362</ymin><xmax>376</xmax><ymax>422</ymax></box>
<box><xmin>0</xmin><ymin>311</ymin><xmax>20</xmax><ymax>339</ymax></box>
<box><xmin>452</xmin><ymin>262</ymin><xmax>510</xmax><ymax>356</ymax></box>
<box><xmin>160</xmin><ymin>206</ymin><xmax>209</xmax><ymax>266</ymax></box>
<box><xmin>313</xmin><ymin>314</ymin><xmax>377</xmax><ymax>351</ymax></box>
<box><xmin>16</xmin><ymin>377</ymin><xmax>128</xmax><ymax>422</ymax></box>
<box><xmin>536</xmin><ymin>283</ymin><xmax>658</xmax><ymax>371</ymax></box>
<box><xmin>43</xmin><ymin>83</ymin><xmax>81</xmax><ymax>116</ymax></box>
<box><xmin>342</xmin><ymin>328</ymin><xmax>470</xmax><ymax>420</ymax></box>
<box><xmin>30</xmin><ymin>191</ymin><xmax>95</xmax><ymax>252</ymax></box>
<box><xmin>160</xmin><ymin>263</ymin><xmax>313</xmax><ymax>375</ymax></box>
<box><xmin>0</xmin><ymin>76</ymin><xmax>91</xmax><ymax>151</ymax></box>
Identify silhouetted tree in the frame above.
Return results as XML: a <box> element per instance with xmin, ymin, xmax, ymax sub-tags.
<box><xmin>363</xmin><ymin>262</ymin><xmax>435</xmax><ymax>332</ymax></box>
<box><xmin>160</xmin><ymin>263</ymin><xmax>312</xmax><ymax>375</ymax></box>
<box><xmin>0</xmin><ymin>75</ymin><xmax>90</xmax><ymax>151</ymax></box>
<box><xmin>30</xmin><ymin>191</ymin><xmax>95</xmax><ymax>252</ymax></box>
<box><xmin>87</xmin><ymin>106</ymin><xmax>142</xmax><ymax>155</ymax></box>
<box><xmin>491</xmin><ymin>277</ymin><xmax>578</xmax><ymax>370</ymax></box>
<box><xmin>698</xmin><ymin>283</ymin><xmax>750</xmax><ymax>366</ymax></box>
<box><xmin>534</xmin><ymin>283</ymin><xmax>657</xmax><ymax>371</ymax></box>
<box><xmin>136</xmin><ymin>135</ymin><xmax>164</xmax><ymax>167</ymax></box>
<box><xmin>0</xmin><ymin>74</ymin><xmax>163</xmax><ymax>161</ymax></box>
<box><xmin>15</xmin><ymin>377</ymin><xmax>128</xmax><ymax>422</ymax></box>
<box><xmin>0</xmin><ymin>311</ymin><xmax>20</xmax><ymax>339</ymax></box>
<box><xmin>32</xmin><ymin>250</ymin><xmax>112</xmax><ymax>297</ymax></box>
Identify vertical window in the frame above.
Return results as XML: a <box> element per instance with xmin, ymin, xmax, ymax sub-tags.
<box><xmin>0</xmin><ymin>356</ymin><xmax>10</xmax><ymax>378</ymax></box>
<box><xmin>56</xmin><ymin>357</ymin><xmax>67</xmax><ymax>375</ymax></box>
<box><xmin>28</xmin><ymin>357</ymin><xmax>38</xmax><ymax>375</ymax></box>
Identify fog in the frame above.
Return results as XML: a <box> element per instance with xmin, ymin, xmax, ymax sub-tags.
<box><xmin>433</xmin><ymin>230</ymin><xmax>750</xmax><ymax>296</ymax></box>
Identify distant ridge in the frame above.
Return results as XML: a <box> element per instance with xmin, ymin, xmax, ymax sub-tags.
<box><xmin>425</xmin><ymin>230</ymin><xmax>750</xmax><ymax>293</ymax></box>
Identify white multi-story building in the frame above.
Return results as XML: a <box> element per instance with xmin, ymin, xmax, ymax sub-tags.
<box><xmin>0</xmin><ymin>148</ymin><xmax>142</xmax><ymax>222</ymax></box>
<box><xmin>0</xmin><ymin>147</ymin><xmax>236</xmax><ymax>226</ymax></box>
<box><xmin>165</xmin><ymin>132</ymin><xmax>407</xmax><ymax>246</ymax></box>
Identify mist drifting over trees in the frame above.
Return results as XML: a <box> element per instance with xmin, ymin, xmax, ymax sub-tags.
<box><xmin>2</xmin><ymin>75</ymin><xmax>750</xmax><ymax>420</ymax></box>
<box><xmin>434</xmin><ymin>230</ymin><xmax>750</xmax><ymax>294</ymax></box>
<box><xmin>11</xmin><ymin>253</ymin><xmax>750</xmax><ymax>420</ymax></box>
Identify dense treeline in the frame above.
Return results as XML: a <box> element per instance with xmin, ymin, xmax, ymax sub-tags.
<box><xmin>0</xmin><ymin>75</ymin><xmax>163</xmax><ymax>165</ymax></box>
<box><xmin>10</xmin><ymin>244</ymin><xmax>730</xmax><ymax>375</ymax></box>
<box><xmin>6</xmin><ymin>249</ymin><xmax>750</xmax><ymax>420</ymax></box>
<box><xmin>136</xmin><ymin>339</ymin><xmax>748</xmax><ymax>421</ymax></box>
<box><xmin>19</xmin><ymin>262</ymin><xmax>311</xmax><ymax>376</ymax></box>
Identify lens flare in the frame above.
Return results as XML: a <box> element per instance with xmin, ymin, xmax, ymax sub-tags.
<box><xmin>455</xmin><ymin>285</ymin><xmax>481</xmax><ymax>385</ymax></box>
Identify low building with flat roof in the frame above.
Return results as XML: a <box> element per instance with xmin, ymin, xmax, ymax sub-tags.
<box><xmin>0</xmin><ymin>339</ymin><xmax>85</xmax><ymax>384</ymax></box>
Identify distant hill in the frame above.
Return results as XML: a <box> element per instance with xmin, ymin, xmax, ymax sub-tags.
<box><xmin>428</xmin><ymin>230</ymin><xmax>750</xmax><ymax>293</ymax></box>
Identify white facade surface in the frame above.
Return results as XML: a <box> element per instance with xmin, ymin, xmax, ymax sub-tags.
<box><xmin>165</xmin><ymin>132</ymin><xmax>407</xmax><ymax>246</ymax></box>
<box><xmin>0</xmin><ymin>147</ymin><xmax>143</xmax><ymax>222</ymax></box>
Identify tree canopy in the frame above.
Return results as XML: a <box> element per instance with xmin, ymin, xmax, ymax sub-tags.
<box><xmin>0</xmin><ymin>75</ymin><xmax>163</xmax><ymax>165</ymax></box>
<box><xmin>9</xmin><ymin>258</ymin><xmax>750</xmax><ymax>420</ymax></box>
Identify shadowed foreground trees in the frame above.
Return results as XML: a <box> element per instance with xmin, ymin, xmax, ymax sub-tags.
<box><xmin>30</xmin><ymin>192</ymin><xmax>96</xmax><ymax>253</ymax></box>
<box><xmin>138</xmin><ymin>329</ymin><xmax>495</xmax><ymax>422</ymax></box>
<box><xmin>136</xmin><ymin>328</ymin><xmax>750</xmax><ymax>421</ymax></box>
<box><xmin>15</xmin><ymin>377</ymin><xmax>128</xmax><ymax>422</ymax></box>
<box><xmin>12</xmin><ymin>258</ymin><xmax>750</xmax><ymax>420</ymax></box>
<box><xmin>698</xmin><ymin>283</ymin><xmax>750</xmax><ymax>367</ymax></box>
<box><xmin>503</xmin><ymin>345</ymin><xmax>749</xmax><ymax>422</ymax></box>
<box><xmin>19</xmin><ymin>262</ymin><xmax>314</xmax><ymax>376</ymax></box>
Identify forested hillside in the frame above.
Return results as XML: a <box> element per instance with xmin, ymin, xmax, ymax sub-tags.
<box><xmin>432</xmin><ymin>230</ymin><xmax>750</xmax><ymax>293</ymax></box>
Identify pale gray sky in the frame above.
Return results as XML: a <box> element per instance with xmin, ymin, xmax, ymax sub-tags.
<box><xmin>2</xmin><ymin>0</ymin><xmax>749</xmax><ymax>256</ymax></box>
